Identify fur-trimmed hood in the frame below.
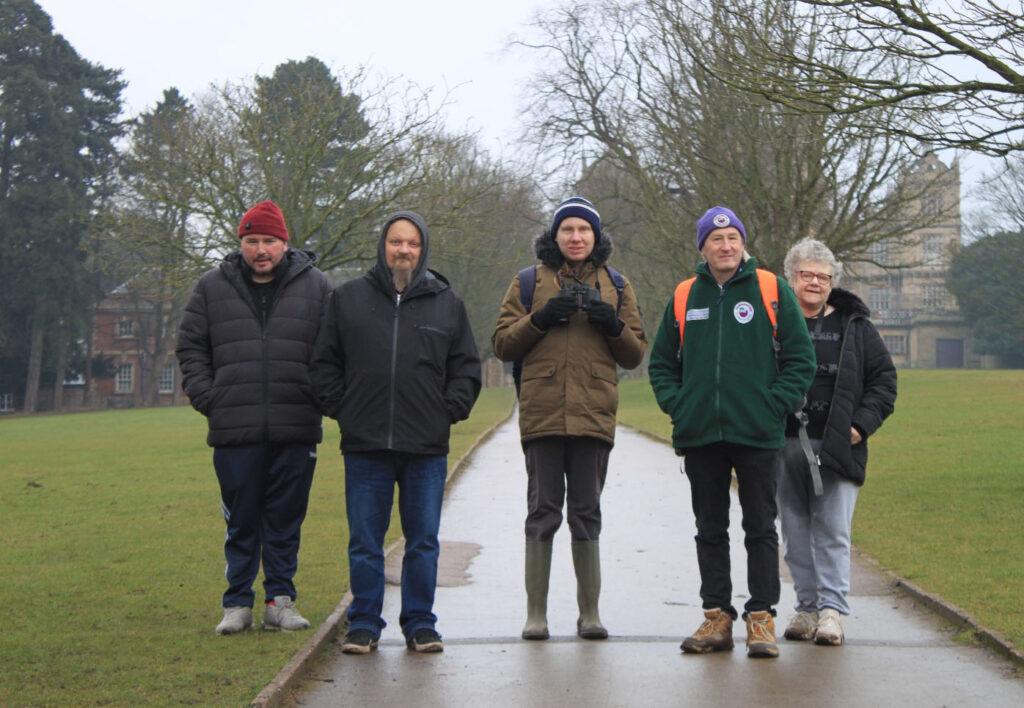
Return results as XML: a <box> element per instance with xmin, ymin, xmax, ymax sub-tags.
<box><xmin>533</xmin><ymin>230</ymin><xmax>614</xmax><ymax>268</ymax></box>
<box><xmin>827</xmin><ymin>287</ymin><xmax>870</xmax><ymax>319</ymax></box>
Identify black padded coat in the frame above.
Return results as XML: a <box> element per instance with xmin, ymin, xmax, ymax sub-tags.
<box><xmin>176</xmin><ymin>249</ymin><xmax>330</xmax><ymax>447</ymax></box>
<box><xmin>800</xmin><ymin>288</ymin><xmax>898</xmax><ymax>485</ymax></box>
<box><xmin>311</xmin><ymin>211</ymin><xmax>482</xmax><ymax>456</ymax></box>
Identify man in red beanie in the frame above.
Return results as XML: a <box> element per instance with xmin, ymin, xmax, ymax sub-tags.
<box><xmin>177</xmin><ymin>200</ymin><xmax>330</xmax><ymax>635</ymax></box>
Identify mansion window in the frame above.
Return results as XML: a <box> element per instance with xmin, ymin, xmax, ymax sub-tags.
<box><xmin>116</xmin><ymin>320</ymin><xmax>135</xmax><ymax>338</ymax></box>
<box><xmin>0</xmin><ymin>393</ymin><xmax>13</xmax><ymax>412</ymax></box>
<box><xmin>922</xmin><ymin>234</ymin><xmax>945</xmax><ymax>265</ymax></box>
<box><xmin>870</xmin><ymin>240</ymin><xmax>890</xmax><ymax>266</ymax></box>
<box><xmin>158</xmin><ymin>364</ymin><xmax>175</xmax><ymax>394</ymax></box>
<box><xmin>869</xmin><ymin>289</ymin><xmax>889</xmax><ymax>313</ymax></box>
<box><xmin>923</xmin><ymin>284</ymin><xmax>949</xmax><ymax>309</ymax></box>
<box><xmin>922</xmin><ymin>195</ymin><xmax>942</xmax><ymax>215</ymax></box>
<box><xmin>115</xmin><ymin>363</ymin><xmax>133</xmax><ymax>394</ymax></box>
<box><xmin>884</xmin><ymin>335</ymin><xmax>907</xmax><ymax>355</ymax></box>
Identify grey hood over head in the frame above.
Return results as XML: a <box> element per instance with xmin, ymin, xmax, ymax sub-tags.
<box><xmin>370</xmin><ymin>210</ymin><xmax>435</xmax><ymax>294</ymax></box>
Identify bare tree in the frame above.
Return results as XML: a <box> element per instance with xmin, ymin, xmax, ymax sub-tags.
<box><xmin>518</xmin><ymin>0</ymin><xmax>950</xmax><ymax>314</ymax></box>
<box><xmin>705</xmin><ymin>0</ymin><xmax>1024</xmax><ymax>156</ymax></box>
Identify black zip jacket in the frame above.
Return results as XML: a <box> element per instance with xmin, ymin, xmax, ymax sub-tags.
<box><xmin>311</xmin><ymin>211</ymin><xmax>482</xmax><ymax>455</ymax></box>
<box><xmin>790</xmin><ymin>288</ymin><xmax>897</xmax><ymax>485</ymax></box>
<box><xmin>176</xmin><ymin>248</ymin><xmax>330</xmax><ymax>447</ymax></box>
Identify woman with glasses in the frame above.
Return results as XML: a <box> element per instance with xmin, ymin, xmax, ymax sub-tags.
<box><xmin>777</xmin><ymin>238</ymin><xmax>897</xmax><ymax>646</ymax></box>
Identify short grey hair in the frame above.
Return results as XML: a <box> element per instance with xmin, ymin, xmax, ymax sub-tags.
<box><xmin>783</xmin><ymin>238</ymin><xmax>843</xmax><ymax>287</ymax></box>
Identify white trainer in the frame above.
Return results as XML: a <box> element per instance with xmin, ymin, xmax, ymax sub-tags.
<box><xmin>784</xmin><ymin>610</ymin><xmax>819</xmax><ymax>640</ymax></box>
<box><xmin>815</xmin><ymin>608</ymin><xmax>845</xmax><ymax>646</ymax></box>
<box><xmin>263</xmin><ymin>595</ymin><xmax>311</xmax><ymax>631</ymax></box>
<box><xmin>215</xmin><ymin>607</ymin><xmax>254</xmax><ymax>635</ymax></box>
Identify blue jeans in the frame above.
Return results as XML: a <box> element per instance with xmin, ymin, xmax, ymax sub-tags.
<box><xmin>213</xmin><ymin>443</ymin><xmax>317</xmax><ymax>607</ymax></box>
<box><xmin>344</xmin><ymin>451</ymin><xmax>447</xmax><ymax>638</ymax></box>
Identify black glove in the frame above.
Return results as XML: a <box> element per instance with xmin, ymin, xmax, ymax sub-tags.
<box><xmin>531</xmin><ymin>293</ymin><xmax>579</xmax><ymax>330</ymax></box>
<box><xmin>587</xmin><ymin>300</ymin><xmax>624</xmax><ymax>337</ymax></box>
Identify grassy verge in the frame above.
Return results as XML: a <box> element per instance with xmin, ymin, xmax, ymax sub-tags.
<box><xmin>1</xmin><ymin>386</ymin><xmax>514</xmax><ymax>706</ymax></box>
<box><xmin>616</xmin><ymin>370</ymin><xmax>1024</xmax><ymax>650</ymax></box>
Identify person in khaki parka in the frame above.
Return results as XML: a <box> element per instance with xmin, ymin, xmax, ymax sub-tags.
<box><xmin>492</xmin><ymin>197</ymin><xmax>646</xmax><ymax>641</ymax></box>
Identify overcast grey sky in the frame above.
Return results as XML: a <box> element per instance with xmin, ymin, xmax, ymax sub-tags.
<box><xmin>37</xmin><ymin>0</ymin><xmax>557</xmax><ymax>154</ymax></box>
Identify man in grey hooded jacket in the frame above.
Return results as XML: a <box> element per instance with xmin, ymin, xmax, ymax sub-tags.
<box><xmin>312</xmin><ymin>211</ymin><xmax>481</xmax><ymax>654</ymax></box>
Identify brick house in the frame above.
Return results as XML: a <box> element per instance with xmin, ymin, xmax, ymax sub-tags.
<box><xmin>90</xmin><ymin>285</ymin><xmax>184</xmax><ymax>408</ymax></box>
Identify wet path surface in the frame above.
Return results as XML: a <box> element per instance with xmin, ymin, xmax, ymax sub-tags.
<box><xmin>287</xmin><ymin>416</ymin><xmax>1023</xmax><ymax>707</ymax></box>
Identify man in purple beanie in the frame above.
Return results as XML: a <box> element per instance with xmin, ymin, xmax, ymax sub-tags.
<box><xmin>648</xmin><ymin>206</ymin><xmax>814</xmax><ymax>658</ymax></box>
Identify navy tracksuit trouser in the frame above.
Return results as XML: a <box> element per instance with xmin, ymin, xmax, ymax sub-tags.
<box><xmin>213</xmin><ymin>443</ymin><xmax>316</xmax><ymax>608</ymax></box>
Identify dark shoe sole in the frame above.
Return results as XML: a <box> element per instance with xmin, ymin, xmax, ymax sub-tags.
<box><xmin>784</xmin><ymin>631</ymin><xmax>816</xmax><ymax>641</ymax></box>
<box><xmin>747</xmin><ymin>644</ymin><xmax>780</xmax><ymax>658</ymax></box>
<box><xmin>578</xmin><ymin>627</ymin><xmax>609</xmax><ymax>640</ymax></box>
<box><xmin>522</xmin><ymin>630</ymin><xmax>550</xmax><ymax>640</ymax></box>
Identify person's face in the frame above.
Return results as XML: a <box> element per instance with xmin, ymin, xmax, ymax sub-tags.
<box><xmin>790</xmin><ymin>259</ymin><xmax>834</xmax><ymax>313</ymax></box>
<box><xmin>240</xmin><ymin>234</ymin><xmax>288</xmax><ymax>281</ymax></box>
<box><xmin>555</xmin><ymin>216</ymin><xmax>595</xmax><ymax>266</ymax></box>
<box><xmin>384</xmin><ymin>219</ymin><xmax>422</xmax><ymax>271</ymax></box>
<box><xmin>700</xmin><ymin>227</ymin><xmax>744</xmax><ymax>282</ymax></box>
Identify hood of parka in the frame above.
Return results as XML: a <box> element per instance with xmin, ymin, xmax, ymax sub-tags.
<box><xmin>827</xmin><ymin>287</ymin><xmax>871</xmax><ymax>319</ymax></box>
<box><xmin>533</xmin><ymin>228</ymin><xmax>614</xmax><ymax>269</ymax></box>
<box><xmin>370</xmin><ymin>210</ymin><xmax>431</xmax><ymax>294</ymax></box>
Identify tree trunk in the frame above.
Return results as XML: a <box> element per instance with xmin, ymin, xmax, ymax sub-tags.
<box><xmin>84</xmin><ymin>306</ymin><xmax>96</xmax><ymax>409</ymax></box>
<box><xmin>52</xmin><ymin>323</ymin><xmax>68</xmax><ymax>411</ymax></box>
<box><xmin>23</xmin><ymin>294</ymin><xmax>46</xmax><ymax>414</ymax></box>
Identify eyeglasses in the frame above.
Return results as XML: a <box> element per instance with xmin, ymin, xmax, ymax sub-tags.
<box><xmin>797</xmin><ymin>270</ymin><xmax>833</xmax><ymax>284</ymax></box>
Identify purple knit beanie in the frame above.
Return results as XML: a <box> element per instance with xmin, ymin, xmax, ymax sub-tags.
<box><xmin>696</xmin><ymin>206</ymin><xmax>745</xmax><ymax>249</ymax></box>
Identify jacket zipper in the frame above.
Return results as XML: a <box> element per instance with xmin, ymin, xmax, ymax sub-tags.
<box><xmin>387</xmin><ymin>292</ymin><xmax>401</xmax><ymax>449</ymax></box>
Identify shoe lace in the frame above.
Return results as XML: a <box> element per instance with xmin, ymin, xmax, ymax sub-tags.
<box><xmin>748</xmin><ymin>614</ymin><xmax>774</xmax><ymax>642</ymax></box>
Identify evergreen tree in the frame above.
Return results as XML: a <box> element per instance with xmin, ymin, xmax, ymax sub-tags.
<box><xmin>0</xmin><ymin>0</ymin><xmax>124</xmax><ymax>410</ymax></box>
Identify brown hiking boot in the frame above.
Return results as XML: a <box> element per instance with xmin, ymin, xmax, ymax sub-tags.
<box><xmin>681</xmin><ymin>608</ymin><xmax>734</xmax><ymax>654</ymax></box>
<box><xmin>744</xmin><ymin>611</ymin><xmax>779</xmax><ymax>658</ymax></box>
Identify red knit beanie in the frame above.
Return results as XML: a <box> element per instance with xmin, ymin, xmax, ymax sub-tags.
<box><xmin>238</xmin><ymin>200</ymin><xmax>289</xmax><ymax>241</ymax></box>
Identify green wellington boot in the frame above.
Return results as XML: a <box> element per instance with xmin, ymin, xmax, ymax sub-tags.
<box><xmin>522</xmin><ymin>541</ymin><xmax>553</xmax><ymax>640</ymax></box>
<box><xmin>571</xmin><ymin>540</ymin><xmax>608</xmax><ymax>639</ymax></box>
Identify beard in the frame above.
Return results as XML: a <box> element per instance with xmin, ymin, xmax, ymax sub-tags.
<box><xmin>391</xmin><ymin>262</ymin><xmax>414</xmax><ymax>292</ymax></box>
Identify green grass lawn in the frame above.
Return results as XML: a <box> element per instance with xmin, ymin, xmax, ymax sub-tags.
<box><xmin>617</xmin><ymin>370</ymin><xmax>1024</xmax><ymax>651</ymax></box>
<box><xmin>1</xmin><ymin>386</ymin><xmax>514</xmax><ymax>707</ymax></box>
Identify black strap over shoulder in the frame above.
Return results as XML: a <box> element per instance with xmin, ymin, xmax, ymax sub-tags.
<box><xmin>512</xmin><ymin>264</ymin><xmax>625</xmax><ymax>397</ymax></box>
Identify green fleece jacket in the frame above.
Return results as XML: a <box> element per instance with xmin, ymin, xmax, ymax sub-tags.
<box><xmin>648</xmin><ymin>258</ymin><xmax>815</xmax><ymax>451</ymax></box>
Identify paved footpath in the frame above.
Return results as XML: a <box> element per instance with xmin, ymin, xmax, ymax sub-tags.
<box><xmin>284</xmin><ymin>415</ymin><xmax>1024</xmax><ymax>707</ymax></box>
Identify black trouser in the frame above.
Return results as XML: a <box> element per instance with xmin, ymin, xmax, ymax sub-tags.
<box><xmin>523</xmin><ymin>436</ymin><xmax>611</xmax><ymax>542</ymax></box>
<box><xmin>683</xmin><ymin>442</ymin><xmax>780</xmax><ymax>617</ymax></box>
<box><xmin>213</xmin><ymin>443</ymin><xmax>316</xmax><ymax>607</ymax></box>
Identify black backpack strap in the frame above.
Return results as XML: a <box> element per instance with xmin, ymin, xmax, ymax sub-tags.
<box><xmin>518</xmin><ymin>265</ymin><xmax>538</xmax><ymax>312</ymax></box>
<box><xmin>603</xmin><ymin>265</ymin><xmax>625</xmax><ymax>312</ymax></box>
<box><xmin>513</xmin><ymin>265</ymin><xmax>538</xmax><ymax>397</ymax></box>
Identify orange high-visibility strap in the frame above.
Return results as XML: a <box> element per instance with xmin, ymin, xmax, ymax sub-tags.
<box><xmin>673</xmin><ymin>269</ymin><xmax>778</xmax><ymax>349</ymax></box>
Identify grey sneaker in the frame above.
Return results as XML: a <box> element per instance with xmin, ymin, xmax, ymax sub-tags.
<box><xmin>815</xmin><ymin>608</ymin><xmax>845</xmax><ymax>646</ymax></box>
<box><xmin>215</xmin><ymin>607</ymin><xmax>253</xmax><ymax>635</ymax></box>
<box><xmin>406</xmin><ymin>627</ymin><xmax>444</xmax><ymax>653</ymax></box>
<box><xmin>262</xmin><ymin>596</ymin><xmax>311</xmax><ymax>631</ymax></box>
<box><xmin>341</xmin><ymin>629</ymin><xmax>380</xmax><ymax>655</ymax></box>
<box><xmin>784</xmin><ymin>611</ymin><xmax>819</xmax><ymax>641</ymax></box>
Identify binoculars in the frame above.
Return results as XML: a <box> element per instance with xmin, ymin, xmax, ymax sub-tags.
<box><xmin>559</xmin><ymin>283</ymin><xmax>603</xmax><ymax>310</ymax></box>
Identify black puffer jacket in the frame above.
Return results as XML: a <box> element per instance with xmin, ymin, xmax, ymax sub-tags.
<box><xmin>176</xmin><ymin>249</ymin><xmax>330</xmax><ymax>447</ymax></box>
<box><xmin>795</xmin><ymin>288</ymin><xmax>897</xmax><ymax>485</ymax></box>
<box><xmin>311</xmin><ymin>211</ymin><xmax>482</xmax><ymax>456</ymax></box>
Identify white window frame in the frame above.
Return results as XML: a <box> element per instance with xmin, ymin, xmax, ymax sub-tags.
<box><xmin>115</xmin><ymin>363</ymin><xmax>133</xmax><ymax>394</ymax></box>
<box><xmin>158</xmin><ymin>363</ymin><xmax>175</xmax><ymax>393</ymax></box>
